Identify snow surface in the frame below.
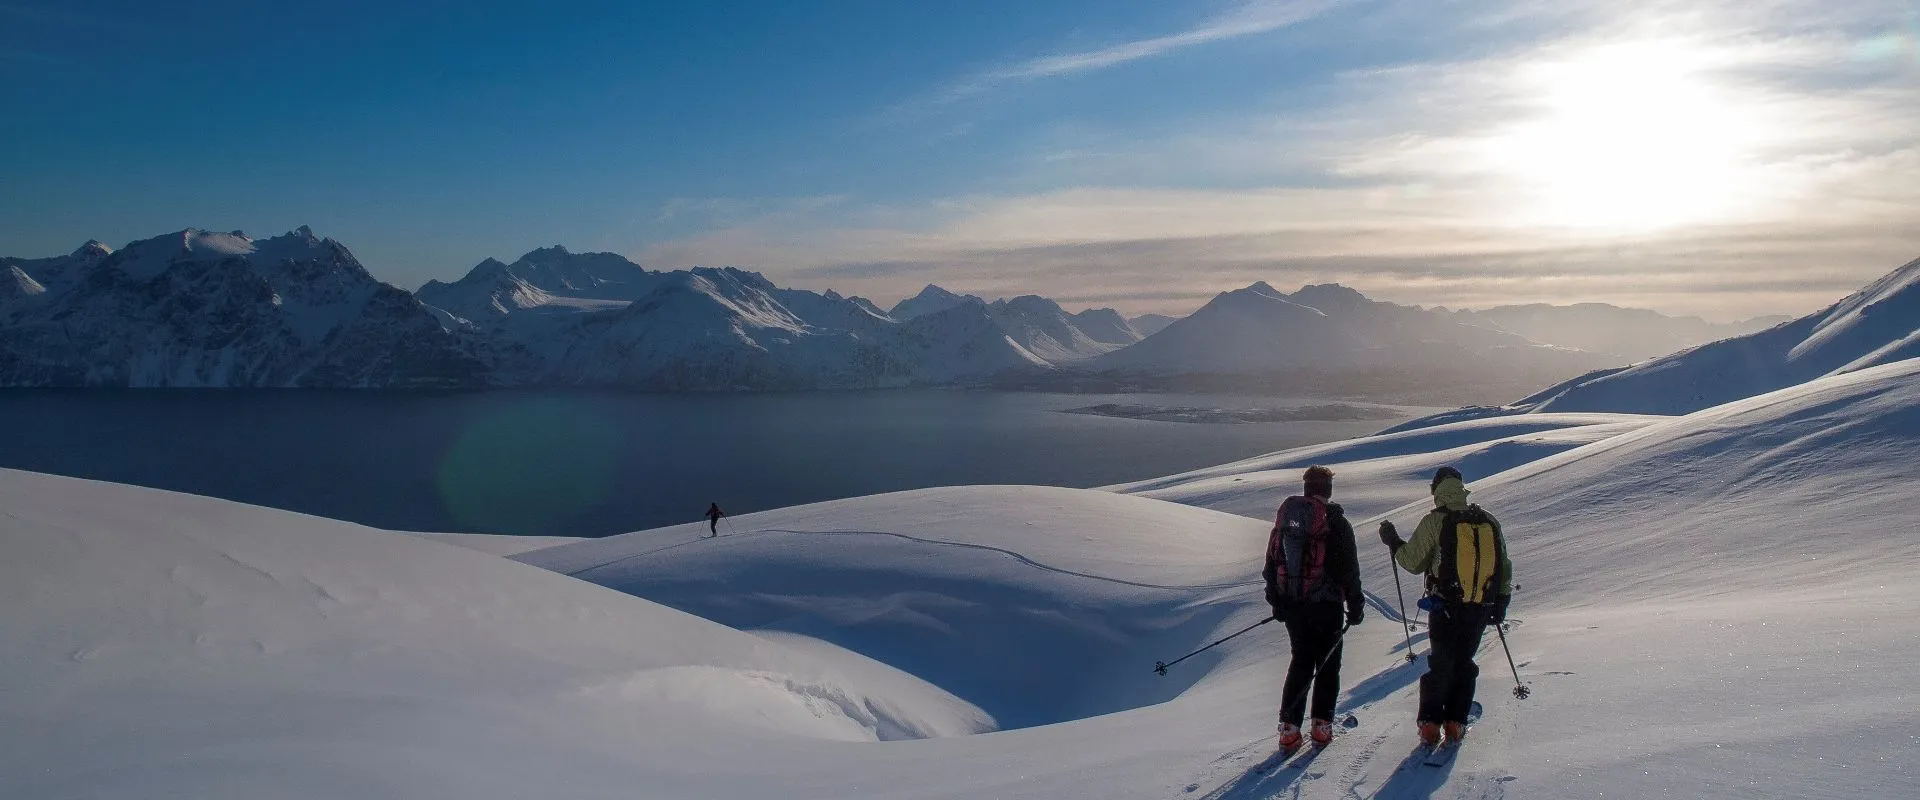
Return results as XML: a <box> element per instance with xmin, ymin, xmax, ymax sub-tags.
<box><xmin>1108</xmin><ymin>413</ymin><xmax>1661</xmax><ymax>520</ymax></box>
<box><xmin>409</xmin><ymin>531</ymin><xmax>586</xmax><ymax>556</ymax></box>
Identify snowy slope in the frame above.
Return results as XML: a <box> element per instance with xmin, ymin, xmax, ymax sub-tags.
<box><xmin>987</xmin><ymin>295</ymin><xmax>1139</xmax><ymax>362</ymax></box>
<box><xmin>1442</xmin><ymin>256</ymin><xmax>1920</xmax><ymax>418</ymax></box>
<box><xmin>416</xmin><ymin>246</ymin><xmax>664</xmax><ymax>323</ymax></box>
<box><xmin>1108</xmin><ymin>412</ymin><xmax>1663</xmax><ymax>521</ymax></box>
<box><xmin>0</xmin><ymin>469</ymin><xmax>994</xmax><ymax>798</ymax></box>
<box><xmin>0</xmin><ymin>228</ymin><xmax>486</xmax><ymax>387</ymax></box>
<box><xmin>409</xmin><ymin>531</ymin><xmax>586</xmax><ymax>556</ymax></box>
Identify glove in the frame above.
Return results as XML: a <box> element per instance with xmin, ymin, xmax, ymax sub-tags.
<box><xmin>1378</xmin><ymin>520</ymin><xmax>1404</xmax><ymax>551</ymax></box>
<box><xmin>1346</xmin><ymin>604</ymin><xmax>1364</xmax><ymax>627</ymax></box>
<box><xmin>1489</xmin><ymin>593</ymin><xmax>1511</xmax><ymax>625</ymax></box>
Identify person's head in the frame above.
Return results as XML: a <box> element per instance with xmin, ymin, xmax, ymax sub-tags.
<box><xmin>1303</xmin><ymin>465</ymin><xmax>1334</xmax><ymax>499</ymax></box>
<box><xmin>1430</xmin><ymin>466</ymin><xmax>1463</xmax><ymax>494</ymax></box>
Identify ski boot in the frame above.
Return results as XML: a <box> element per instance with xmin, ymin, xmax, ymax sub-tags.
<box><xmin>1310</xmin><ymin>719</ymin><xmax>1334</xmax><ymax>747</ymax></box>
<box><xmin>1443</xmin><ymin>721</ymin><xmax>1467</xmax><ymax>745</ymax></box>
<box><xmin>1416</xmin><ymin>721</ymin><xmax>1442</xmax><ymax>747</ymax></box>
<box><xmin>1277</xmin><ymin>723</ymin><xmax>1304</xmax><ymax>752</ymax></box>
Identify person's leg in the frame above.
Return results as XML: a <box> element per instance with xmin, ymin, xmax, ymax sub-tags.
<box><xmin>1279</xmin><ymin>614</ymin><xmax>1320</xmax><ymax>728</ymax></box>
<box><xmin>1308</xmin><ymin>604</ymin><xmax>1344</xmax><ymax>724</ymax></box>
<box><xmin>1445</xmin><ymin>604</ymin><xmax>1489</xmax><ymax>723</ymax></box>
<box><xmin>1418</xmin><ymin>607</ymin><xmax>1459</xmax><ymax>724</ymax></box>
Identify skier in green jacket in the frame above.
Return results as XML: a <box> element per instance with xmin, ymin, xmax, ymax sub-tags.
<box><xmin>1378</xmin><ymin>466</ymin><xmax>1513</xmax><ymax>748</ymax></box>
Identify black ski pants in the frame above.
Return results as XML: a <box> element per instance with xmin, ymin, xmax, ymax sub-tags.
<box><xmin>1419</xmin><ymin>601</ymin><xmax>1489</xmax><ymax>724</ymax></box>
<box><xmin>1279</xmin><ymin>601</ymin><xmax>1346</xmax><ymax>726</ymax></box>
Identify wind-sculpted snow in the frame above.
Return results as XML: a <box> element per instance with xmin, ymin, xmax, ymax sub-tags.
<box><xmin>0</xmin><ymin>469</ymin><xmax>995</xmax><ymax>797</ymax></box>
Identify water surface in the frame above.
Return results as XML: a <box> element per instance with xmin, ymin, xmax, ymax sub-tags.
<box><xmin>0</xmin><ymin>390</ymin><xmax>1429</xmax><ymax>536</ymax></box>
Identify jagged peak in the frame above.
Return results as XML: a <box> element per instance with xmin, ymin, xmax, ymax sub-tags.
<box><xmin>1288</xmin><ymin>283</ymin><xmax>1372</xmax><ymax>312</ymax></box>
<box><xmin>71</xmin><ymin>239</ymin><xmax>113</xmax><ymax>259</ymax></box>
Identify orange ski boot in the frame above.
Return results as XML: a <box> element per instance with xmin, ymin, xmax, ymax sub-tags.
<box><xmin>1277</xmin><ymin>722</ymin><xmax>1304</xmax><ymax>751</ymax></box>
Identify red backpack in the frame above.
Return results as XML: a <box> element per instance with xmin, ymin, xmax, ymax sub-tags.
<box><xmin>1268</xmin><ymin>495</ymin><xmax>1335</xmax><ymax>603</ymax></box>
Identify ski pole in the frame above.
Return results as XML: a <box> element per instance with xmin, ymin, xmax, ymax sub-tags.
<box><xmin>1388</xmin><ymin>549</ymin><xmax>1415</xmax><ymax>663</ymax></box>
<box><xmin>1495</xmin><ymin>622</ymin><xmax>1530</xmax><ymax>699</ymax></box>
<box><xmin>1153</xmin><ymin>616</ymin><xmax>1275</xmax><ymax>676</ymax></box>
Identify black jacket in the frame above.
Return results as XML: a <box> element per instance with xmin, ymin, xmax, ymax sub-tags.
<box><xmin>1263</xmin><ymin>500</ymin><xmax>1364</xmax><ymax>614</ymax></box>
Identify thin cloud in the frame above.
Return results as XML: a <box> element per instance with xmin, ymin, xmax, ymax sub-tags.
<box><xmin>922</xmin><ymin>0</ymin><xmax>1341</xmax><ymax>106</ymax></box>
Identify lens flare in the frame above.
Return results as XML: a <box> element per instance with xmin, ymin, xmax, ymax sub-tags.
<box><xmin>436</xmin><ymin>397</ymin><xmax>620</xmax><ymax>535</ymax></box>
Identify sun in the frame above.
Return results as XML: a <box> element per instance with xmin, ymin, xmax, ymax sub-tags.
<box><xmin>1487</xmin><ymin>42</ymin><xmax>1763</xmax><ymax>232</ymax></box>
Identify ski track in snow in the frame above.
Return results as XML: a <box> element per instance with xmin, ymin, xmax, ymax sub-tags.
<box><xmin>565</xmin><ymin>527</ymin><xmax>1260</xmax><ymax>592</ymax></box>
<box><xmin>563</xmin><ymin>525</ymin><xmax>1425</xmax><ymax>628</ymax></box>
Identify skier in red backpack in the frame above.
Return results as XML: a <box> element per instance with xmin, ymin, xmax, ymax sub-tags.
<box><xmin>1264</xmin><ymin>465</ymin><xmax>1365</xmax><ymax>751</ymax></box>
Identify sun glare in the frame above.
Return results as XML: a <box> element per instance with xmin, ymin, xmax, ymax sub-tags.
<box><xmin>1488</xmin><ymin>42</ymin><xmax>1764</xmax><ymax>232</ymax></box>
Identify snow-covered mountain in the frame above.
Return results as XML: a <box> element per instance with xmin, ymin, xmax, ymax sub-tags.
<box><xmin>1128</xmin><ymin>312</ymin><xmax>1180</xmax><ymax>337</ymax></box>
<box><xmin>0</xmin><ymin>228</ymin><xmax>486</xmax><ymax>387</ymax></box>
<box><xmin>887</xmin><ymin>284</ymin><xmax>984</xmax><ymax>320</ymax></box>
<box><xmin>983</xmin><ymin>295</ymin><xmax>1141</xmax><ymax>362</ymax></box>
<box><xmin>1450</xmin><ymin>302</ymin><xmax>1790</xmax><ymax>361</ymax></box>
<box><xmin>1085</xmin><ymin>282</ymin><xmax>1614</xmax><ymax>400</ymax></box>
<box><xmin>1442</xmin><ymin>256</ymin><xmax>1920</xmax><ymax>417</ymax></box>
<box><xmin>416</xmin><ymin>246</ymin><xmax>665</xmax><ymax>323</ymax></box>
<box><xmin>418</xmin><ymin>258</ymin><xmax>1130</xmax><ymax>387</ymax></box>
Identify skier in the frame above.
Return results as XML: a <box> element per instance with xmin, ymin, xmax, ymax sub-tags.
<box><xmin>704</xmin><ymin>502</ymin><xmax>725</xmax><ymax>537</ymax></box>
<box><xmin>1378</xmin><ymin>466</ymin><xmax>1513</xmax><ymax>749</ymax></box>
<box><xmin>1264</xmin><ymin>465</ymin><xmax>1365</xmax><ymax>751</ymax></box>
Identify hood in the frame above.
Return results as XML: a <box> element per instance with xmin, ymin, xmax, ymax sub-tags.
<box><xmin>1432</xmin><ymin>477</ymin><xmax>1471</xmax><ymax>511</ymax></box>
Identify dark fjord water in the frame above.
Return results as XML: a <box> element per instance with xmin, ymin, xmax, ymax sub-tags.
<box><xmin>0</xmin><ymin>390</ymin><xmax>1427</xmax><ymax>537</ymax></box>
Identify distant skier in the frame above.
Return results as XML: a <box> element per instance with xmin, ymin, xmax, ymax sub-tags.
<box><xmin>1264</xmin><ymin>465</ymin><xmax>1365</xmax><ymax>751</ymax></box>
<box><xmin>1378</xmin><ymin>467</ymin><xmax>1513</xmax><ymax>749</ymax></box>
<box><xmin>704</xmin><ymin>503</ymin><xmax>725</xmax><ymax>537</ymax></box>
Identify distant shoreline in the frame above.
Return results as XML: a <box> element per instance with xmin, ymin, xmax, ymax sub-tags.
<box><xmin>1060</xmin><ymin>402</ymin><xmax>1408</xmax><ymax>425</ymax></box>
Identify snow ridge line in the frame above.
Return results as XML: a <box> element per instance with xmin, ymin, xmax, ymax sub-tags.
<box><xmin>562</xmin><ymin>527</ymin><xmax>1256</xmax><ymax>591</ymax></box>
<box><xmin>558</xmin><ymin>526</ymin><xmax>1418</xmax><ymax>622</ymax></box>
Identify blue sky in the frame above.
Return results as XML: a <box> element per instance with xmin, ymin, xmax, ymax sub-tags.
<box><xmin>3</xmin><ymin>1</ymin><xmax>1917</xmax><ymax>318</ymax></box>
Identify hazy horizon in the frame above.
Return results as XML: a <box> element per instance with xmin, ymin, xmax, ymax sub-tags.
<box><xmin>5</xmin><ymin>1</ymin><xmax>1916</xmax><ymax>320</ymax></box>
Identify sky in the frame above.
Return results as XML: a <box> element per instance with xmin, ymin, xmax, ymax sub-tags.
<box><xmin>2</xmin><ymin>0</ymin><xmax>1917</xmax><ymax>320</ymax></box>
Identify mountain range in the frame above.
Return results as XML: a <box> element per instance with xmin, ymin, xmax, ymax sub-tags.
<box><xmin>4</xmin><ymin>226</ymin><xmax>1908</xmax><ymax>401</ymax></box>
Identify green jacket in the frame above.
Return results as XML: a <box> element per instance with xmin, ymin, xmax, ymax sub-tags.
<box><xmin>1393</xmin><ymin>477</ymin><xmax>1513</xmax><ymax>597</ymax></box>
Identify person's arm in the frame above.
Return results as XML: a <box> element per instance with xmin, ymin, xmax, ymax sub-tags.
<box><xmin>1393</xmin><ymin>510</ymin><xmax>1443</xmax><ymax>575</ymax></box>
<box><xmin>1330</xmin><ymin>509</ymin><xmax>1364</xmax><ymax>612</ymax></box>
<box><xmin>1262</xmin><ymin>522</ymin><xmax>1284</xmax><ymax>617</ymax></box>
<box><xmin>1490</xmin><ymin>513</ymin><xmax>1513</xmax><ymax>595</ymax></box>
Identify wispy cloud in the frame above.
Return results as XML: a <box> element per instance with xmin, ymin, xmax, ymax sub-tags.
<box><xmin>650</xmin><ymin>0</ymin><xmax>1920</xmax><ymax>319</ymax></box>
<box><xmin>921</xmin><ymin>0</ymin><xmax>1341</xmax><ymax>107</ymax></box>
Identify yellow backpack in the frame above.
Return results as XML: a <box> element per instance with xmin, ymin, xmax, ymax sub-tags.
<box><xmin>1430</xmin><ymin>505</ymin><xmax>1504</xmax><ymax>604</ymax></box>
